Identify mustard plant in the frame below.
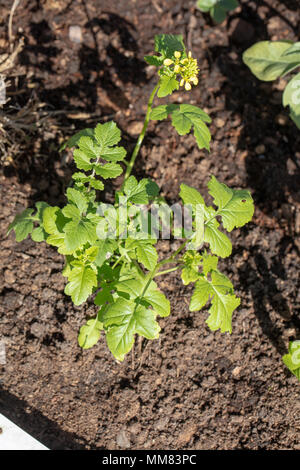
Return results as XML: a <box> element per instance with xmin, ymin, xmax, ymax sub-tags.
<box><xmin>8</xmin><ymin>35</ymin><xmax>254</xmax><ymax>362</ymax></box>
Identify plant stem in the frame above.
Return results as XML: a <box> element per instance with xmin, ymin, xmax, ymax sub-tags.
<box><xmin>111</xmin><ymin>253</ymin><xmax>125</xmax><ymax>270</ymax></box>
<box><xmin>154</xmin><ymin>265</ymin><xmax>183</xmax><ymax>277</ymax></box>
<box><xmin>159</xmin><ymin>240</ymin><xmax>188</xmax><ymax>266</ymax></box>
<box><xmin>123</xmin><ymin>82</ymin><xmax>160</xmax><ymax>182</ymax></box>
<box><xmin>133</xmin><ymin>264</ymin><xmax>159</xmax><ymax>313</ymax></box>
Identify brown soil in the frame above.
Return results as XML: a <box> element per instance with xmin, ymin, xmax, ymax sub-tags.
<box><xmin>0</xmin><ymin>0</ymin><xmax>300</xmax><ymax>450</ymax></box>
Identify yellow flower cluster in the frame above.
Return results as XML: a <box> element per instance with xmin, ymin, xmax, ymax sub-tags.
<box><xmin>163</xmin><ymin>51</ymin><xmax>199</xmax><ymax>91</ymax></box>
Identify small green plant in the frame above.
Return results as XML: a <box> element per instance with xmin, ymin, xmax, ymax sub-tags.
<box><xmin>282</xmin><ymin>341</ymin><xmax>300</xmax><ymax>381</ymax></box>
<box><xmin>243</xmin><ymin>40</ymin><xmax>300</xmax><ymax>129</ymax></box>
<box><xmin>8</xmin><ymin>34</ymin><xmax>254</xmax><ymax>362</ymax></box>
<box><xmin>197</xmin><ymin>0</ymin><xmax>239</xmax><ymax>24</ymax></box>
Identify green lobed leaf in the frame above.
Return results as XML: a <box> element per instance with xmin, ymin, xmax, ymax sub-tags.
<box><xmin>35</xmin><ymin>201</ymin><xmax>50</xmax><ymax>221</ymax></box>
<box><xmin>72</xmin><ymin>122</ymin><xmax>126</xmax><ymax>176</ymax></box>
<box><xmin>150</xmin><ymin>104</ymin><xmax>179</xmax><ymax>121</ymax></box>
<box><xmin>124</xmin><ymin>176</ymin><xmax>159</xmax><ymax>204</ymax></box>
<box><xmin>243</xmin><ymin>40</ymin><xmax>298</xmax><ymax>81</ymax></box>
<box><xmin>207</xmin><ymin>175</ymin><xmax>254</xmax><ymax>232</ymax></box>
<box><xmin>89</xmin><ymin>179</ymin><xmax>105</xmax><ymax>190</ymax></box>
<box><xmin>144</xmin><ymin>55</ymin><xmax>164</xmax><ymax>67</ymax></box>
<box><xmin>77</xmin><ymin>135</ymin><xmax>99</xmax><ymax>159</ymax></box>
<box><xmin>282</xmin><ymin>72</ymin><xmax>300</xmax><ymax>129</ymax></box>
<box><xmin>204</xmin><ymin>217</ymin><xmax>232</xmax><ymax>258</ymax></box>
<box><xmin>73</xmin><ymin>149</ymin><xmax>93</xmax><ymax>171</ymax></box>
<box><xmin>133</xmin><ymin>239</ymin><xmax>158</xmax><ymax>271</ymax></box>
<box><xmin>94</xmin><ymin>162</ymin><xmax>123</xmax><ymax>179</ymax></box>
<box><xmin>181</xmin><ymin>251</ymin><xmax>219</xmax><ymax>286</ymax></box>
<box><xmin>78</xmin><ymin>316</ymin><xmax>103</xmax><ymax>349</ymax></box>
<box><xmin>189</xmin><ymin>275</ymin><xmax>212</xmax><ymax>311</ymax></box>
<box><xmin>60</xmin><ymin>128</ymin><xmax>94</xmax><ymax>151</ymax></box>
<box><xmin>179</xmin><ymin>183</ymin><xmax>205</xmax><ymax>209</ymax></box>
<box><xmin>94</xmin><ymin>121</ymin><xmax>126</xmax><ymax>162</ymax></box>
<box><xmin>66</xmin><ymin>187</ymin><xmax>88</xmax><ymax>215</ymax></box>
<box><xmin>181</xmin><ymin>251</ymin><xmax>202</xmax><ymax>285</ymax></box>
<box><xmin>190</xmin><ymin>271</ymin><xmax>240</xmax><ymax>333</ymax></box>
<box><xmin>282</xmin><ymin>340</ymin><xmax>300</xmax><ymax>381</ymax></box>
<box><xmin>197</xmin><ymin>0</ymin><xmax>238</xmax><ymax>21</ymax></box>
<box><xmin>202</xmin><ymin>252</ymin><xmax>218</xmax><ymax>275</ymax></box>
<box><xmin>94</xmin><ymin>239</ymin><xmax>117</xmax><ymax>267</ymax></box>
<box><xmin>151</xmin><ymin>104</ymin><xmax>211</xmax><ymax>150</ymax></box>
<box><xmin>94</xmin><ymin>121</ymin><xmax>121</xmax><ymax>148</ymax></box>
<box><xmin>64</xmin><ymin>263</ymin><xmax>97</xmax><ymax>305</ymax></box>
<box><xmin>72</xmin><ymin>173</ymin><xmax>105</xmax><ymax>191</ymax></box>
<box><xmin>210</xmin><ymin>5</ymin><xmax>227</xmax><ymax>23</ymax></box>
<box><xmin>63</xmin><ymin>218</ymin><xmax>97</xmax><ymax>252</ymax></box>
<box><xmin>115</xmin><ymin>266</ymin><xmax>170</xmax><ymax>317</ymax></box>
<box><xmin>154</xmin><ymin>34</ymin><xmax>185</xmax><ymax>60</ymax></box>
<box><xmin>94</xmin><ymin>286</ymin><xmax>114</xmax><ymax>307</ymax></box>
<box><xmin>157</xmin><ymin>75</ymin><xmax>179</xmax><ymax>98</ymax></box>
<box><xmin>7</xmin><ymin>209</ymin><xmax>34</xmax><ymax>242</ymax></box>
<box><xmin>31</xmin><ymin>226</ymin><xmax>47</xmax><ymax>242</ymax></box>
<box><xmin>197</xmin><ymin>0</ymin><xmax>215</xmax><ymax>12</ymax></box>
<box><xmin>101</xmin><ymin>298</ymin><xmax>160</xmax><ymax>361</ymax></box>
<box><xmin>143</xmin><ymin>290</ymin><xmax>170</xmax><ymax>318</ymax></box>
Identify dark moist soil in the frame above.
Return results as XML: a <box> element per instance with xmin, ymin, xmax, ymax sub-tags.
<box><xmin>0</xmin><ymin>0</ymin><xmax>300</xmax><ymax>450</ymax></box>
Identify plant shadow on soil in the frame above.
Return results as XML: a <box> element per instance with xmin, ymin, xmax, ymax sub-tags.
<box><xmin>203</xmin><ymin>2</ymin><xmax>300</xmax><ymax>355</ymax></box>
<box><xmin>0</xmin><ymin>388</ymin><xmax>87</xmax><ymax>449</ymax></box>
<box><xmin>3</xmin><ymin>2</ymin><xmax>147</xmax><ymax>199</ymax></box>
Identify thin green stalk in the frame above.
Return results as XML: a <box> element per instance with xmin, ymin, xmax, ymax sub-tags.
<box><xmin>133</xmin><ymin>264</ymin><xmax>159</xmax><ymax>313</ymax></box>
<box><xmin>123</xmin><ymin>82</ymin><xmax>160</xmax><ymax>181</ymax></box>
<box><xmin>154</xmin><ymin>265</ymin><xmax>183</xmax><ymax>277</ymax></box>
<box><xmin>159</xmin><ymin>240</ymin><xmax>188</xmax><ymax>266</ymax></box>
<box><xmin>111</xmin><ymin>253</ymin><xmax>125</xmax><ymax>270</ymax></box>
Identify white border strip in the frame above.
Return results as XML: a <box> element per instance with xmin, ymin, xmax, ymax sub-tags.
<box><xmin>0</xmin><ymin>413</ymin><xmax>48</xmax><ymax>450</ymax></box>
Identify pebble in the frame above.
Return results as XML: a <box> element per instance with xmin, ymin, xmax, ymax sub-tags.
<box><xmin>276</xmin><ymin>114</ymin><xmax>289</xmax><ymax>126</ymax></box>
<box><xmin>30</xmin><ymin>322</ymin><xmax>46</xmax><ymax>339</ymax></box>
<box><xmin>69</xmin><ymin>25</ymin><xmax>82</xmax><ymax>44</ymax></box>
<box><xmin>215</xmin><ymin>118</ymin><xmax>225</xmax><ymax>128</ymax></box>
<box><xmin>255</xmin><ymin>144</ymin><xmax>266</xmax><ymax>154</ymax></box>
<box><xmin>116</xmin><ymin>429</ymin><xmax>131</xmax><ymax>449</ymax></box>
<box><xmin>176</xmin><ymin>424</ymin><xmax>197</xmax><ymax>447</ymax></box>
<box><xmin>4</xmin><ymin>270</ymin><xmax>16</xmax><ymax>284</ymax></box>
<box><xmin>127</xmin><ymin>121</ymin><xmax>143</xmax><ymax>135</ymax></box>
<box><xmin>232</xmin><ymin>366</ymin><xmax>243</xmax><ymax>378</ymax></box>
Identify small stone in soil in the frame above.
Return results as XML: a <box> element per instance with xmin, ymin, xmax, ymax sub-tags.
<box><xmin>116</xmin><ymin>429</ymin><xmax>131</xmax><ymax>449</ymax></box>
<box><xmin>4</xmin><ymin>270</ymin><xmax>16</xmax><ymax>284</ymax></box>
<box><xmin>69</xmin><ymin>25</ymin><xmax>82</xmax><ymax>44</ymax></box>
<box><xmin>30</xmin><ymin>322</ymin><xmax>46</xmax><ymax>339</ymax></box>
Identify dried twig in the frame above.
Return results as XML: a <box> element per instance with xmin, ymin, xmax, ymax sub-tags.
<box><xmin>0</xmin><ymin>37</ymin><xmax>24</xmax><ymax>73</ymax></box>
<box><xmin>8</xmin><ymin>0</ymin><xmax>21</xmax><ymax>49</ymax></box>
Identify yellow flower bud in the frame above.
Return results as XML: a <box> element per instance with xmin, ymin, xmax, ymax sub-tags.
<box><xmin>188</xmin><ymin>51</ymin><xmax>192</xmax><ymax>58</ymax></box>
<box><xmin>163</xmin><ymin>58</ymin><xmax>173</xmax><ymax>66</ymax></box>
<box><xmin>185</xmin><ymin>82</ymin><xmax>192</xmax><ymax>91</ymax></box>
<box><xmin>174</xmin><ymin>51</ymin><xmax>181</xmax><ymax>59</ymax></box>
<box><xmin>174</xmin><ymin>64</ymin><xmax>181</xmax><ymax>73</ymax></box>
<box><xmin>191</xmin><ymin>76</ymin><xmax>198</xmax><ymax>85</ymax></box>
<box><xmin>180</xmin><ymin>78</ymin><xmax>185</xmax><ymax>87</ymax></box>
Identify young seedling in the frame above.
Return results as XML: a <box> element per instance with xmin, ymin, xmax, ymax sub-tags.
<box><xmin>282</xmin><ymin>341</ymin><xmax>300</xmax><ymax>381</ymax></box>
<box><xmin>243</xmin><ymin>40</ymin><xmax>300</xmax><ymax>129</ymax></box>
<box><xmin>197</xmin><ymin>0</ymin><xmax>239</xmax><ymax>24</ymax></box>
<box><xmin>8</xmin><ymin>34</ymin><xmax>254</xmax><ymax>362</ymax></box>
